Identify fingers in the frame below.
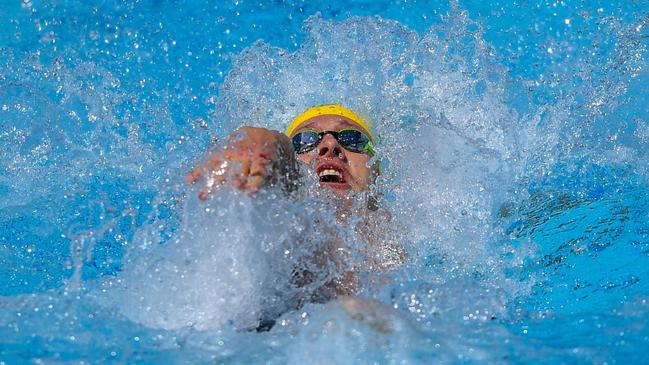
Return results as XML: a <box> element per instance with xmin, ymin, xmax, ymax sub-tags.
<box><xmin>195</xmin><ymin>156</ymin><xmax>256</xmax><ymax>198</ymax></box>
<box><xmin>245</xmin><ymin>175</ymin><xmax>265</xmax><ymax>195</ymax></box>
<box><xmin>187</xmin><ymin>128</ymin><xmax>283</xmax><ymax>198</ymax></box>
<box><xmin>186</xmin><ymin>167</ymin><xmax>203</xmax><ymax>184</ymax></box>
<box><xmin>243</xmin><ymin>156</ymin><xmax>272</xmax><ymax>193</ymax></box>
<box><xmin>229</xmin><ymin>159</ymin><xmax>251</xmax><ymax>189</ymax></box>
<box><xmin>248</xmin><ymin>158</ymin><xmax>267</xmax><ymax>177</ymax></box>
<box><xmin>198</xmin><ymin>160</ymin><xmax>229</xmax><ymax>200</ymax></box>
<box><xmin>244</xmin><ymin>172</ymin><xmax>265</xmax><ymax>194</ymax></box>
<box><xmin>187</xmin><ymin>153</ymin><xmax>223</xmax><ymax>184</ymax></box>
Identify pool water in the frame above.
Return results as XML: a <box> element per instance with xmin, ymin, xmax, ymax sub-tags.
<box><xmin>1</xmin><ymin>0</ymin><xmax>648</xmax><ymax>364</ymax></box>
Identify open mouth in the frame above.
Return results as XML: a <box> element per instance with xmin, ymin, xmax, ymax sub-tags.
<box><xmin>316</xmin><ymin>164</ymin><xmax>348</xmax><ymax>186</ymax></box>
<box><xmin>318</xmin><ymin>168</ymin><xmax>344</xmax><ymax>183</ymax></box>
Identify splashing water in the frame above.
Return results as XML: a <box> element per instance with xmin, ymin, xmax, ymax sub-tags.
<box><xmin>1</xmin><ymin>1</ymin><xmax>648</xmax><ymax>364</ymax></box>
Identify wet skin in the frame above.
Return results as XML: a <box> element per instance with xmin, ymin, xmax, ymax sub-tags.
<box><xmin>291</xmin><ymin>115</ymin><xmax>373</xmax><ymax>196</ymax></box>
<box><xmin>186</xmin><ymin>115</ymin><xmax>382</xmax><ymax>299</ymax></box>
<box><xmin>187</xmin><ymin>115</ymin><xmax>374</xmax><ymax>197</ymax></box>
<box><xmin>187</xmin><ymin>116</ymin><xmax>403</xmax><ymax>313</ymax></box>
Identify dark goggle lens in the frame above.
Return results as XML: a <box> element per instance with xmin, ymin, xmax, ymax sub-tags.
<box><xmin>291</xmin><ymin>129</ymin><xmax>373</xmax><ymax>154</ymax></box>
<box><xmin>337</xmin><ymin>130</ymin><xmax>370</xmax><ymax>153</ymax></box>
<box><xmin>292</xmin><ymin>131</ymin><xmax>320</xmax><ymax>154</ymax></box>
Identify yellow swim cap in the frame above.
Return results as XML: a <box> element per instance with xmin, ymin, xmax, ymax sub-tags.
<box><xmin>285</xmin><ymin>104</ymin><xmax>373</xmax><ymax>141</ymax></box>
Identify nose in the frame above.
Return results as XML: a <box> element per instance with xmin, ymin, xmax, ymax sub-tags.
<box><xmin>317</xmin><ymin>134</ymin><xmax>346</xmax><ymax>161</ymax></box>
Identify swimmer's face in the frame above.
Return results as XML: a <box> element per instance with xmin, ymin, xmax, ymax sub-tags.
<box><xmin>290</xmin><ymin>115</ymin><xmax>374</xmax><ymax>196</ymax></box>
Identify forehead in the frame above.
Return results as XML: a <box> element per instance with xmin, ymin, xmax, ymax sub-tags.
<box><xmin>293</xmin><ymin>114</ymin><xmax>364</xmax><ymax>135</ymax></box>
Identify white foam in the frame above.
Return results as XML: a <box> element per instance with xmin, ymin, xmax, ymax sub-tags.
<box><xmin>101</xmin><ymin>15</ymin><xmax>535</xmax><ymax>336</ymax></box>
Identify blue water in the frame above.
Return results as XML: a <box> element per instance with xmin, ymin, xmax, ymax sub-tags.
<box><xmin>1</xmin><ymin>0</ymin><xmax>648</xmax><ymax>364</ymax></box>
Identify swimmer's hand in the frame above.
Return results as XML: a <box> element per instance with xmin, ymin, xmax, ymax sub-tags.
<box><xmin>186</xmin><ymin>126</ymin><xmax>298</xmax><ymax>199</ymax></box>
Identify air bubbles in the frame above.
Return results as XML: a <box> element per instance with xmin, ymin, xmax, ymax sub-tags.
<box><xmin>21</xmin><ymin>0</ymin><xmax>33</xmax><ymax>10</ymax></box>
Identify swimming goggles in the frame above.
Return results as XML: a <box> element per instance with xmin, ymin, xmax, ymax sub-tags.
<box><xmin>291</xmin><ymin>129</ymin><xmax>375</xmax><ymax>155</ymax></box>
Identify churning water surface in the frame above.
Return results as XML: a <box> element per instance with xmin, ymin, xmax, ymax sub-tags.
<box><xmin>1</xmin><ymin>1</ymin><xmax>648</xmax><ymax>364</ymax></box>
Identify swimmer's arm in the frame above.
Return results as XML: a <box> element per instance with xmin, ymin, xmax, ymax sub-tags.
<box><xmin>331</xmin><ymin>270</ymin><xmax>359</xmax><ymax>296</ymax></box>
<box><xmin>186</xmin><ymin>126</ymin><xmax>299</xmax><ymax>197</ymax></box>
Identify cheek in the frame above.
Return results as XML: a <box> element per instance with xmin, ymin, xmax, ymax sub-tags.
<box><xmin>348</xmin><ymin>155</ymin><xmax>371</xmax><ymax>183</ymax></box>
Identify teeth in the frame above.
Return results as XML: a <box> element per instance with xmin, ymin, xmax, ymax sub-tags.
<box><xmin>318</xmin><ymin>169</ymin><xmax>341</xmax><ymax>178</ymax></box>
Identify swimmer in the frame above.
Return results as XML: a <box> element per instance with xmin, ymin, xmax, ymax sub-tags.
<box><xmin>186</xmin><ymin>104</ymin><xmax>379</xmax><ymax>199</ymax></box>
<box><xmin>187</xmin><ymin>104</ymin><xmax>403</xmax><ymax>329</ymax></box>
